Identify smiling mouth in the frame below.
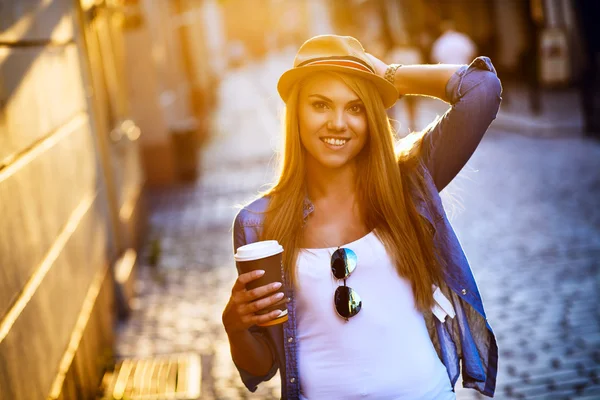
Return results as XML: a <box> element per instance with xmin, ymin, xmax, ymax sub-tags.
<box><xmin>320</xmin><ymin>137</ymin><xmax>349</xmax><ymax>146</ymax></box>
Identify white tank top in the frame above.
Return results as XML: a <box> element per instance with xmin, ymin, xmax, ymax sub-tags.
<box><xmin>296</xmin><ymin>231</ymin><xmax>455</xmax><ymax>399</ymax></box>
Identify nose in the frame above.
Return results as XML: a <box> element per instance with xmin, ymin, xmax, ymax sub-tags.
<box><xmin>327</xmin><ymin>110</ymin><xmax>348</xmax><ymax>132</ymax></box>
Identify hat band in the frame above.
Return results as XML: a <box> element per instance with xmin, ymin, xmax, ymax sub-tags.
<box><xmin>297</xmin><ymin>56</ymin><xmax>374</xmax><ymax>74</ymax></box>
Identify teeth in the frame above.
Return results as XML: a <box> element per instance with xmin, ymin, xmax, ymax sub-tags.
<box><xmin>322</xmin><ymin>138</ymin><xmax>347</xmax><ymax>146</ymax></box>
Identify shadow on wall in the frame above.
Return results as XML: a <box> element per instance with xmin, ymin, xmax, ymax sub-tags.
<box><xmin>0</xmin><ymin>0</ymin><xmax>69</xmax><ymax>106</ymax></box>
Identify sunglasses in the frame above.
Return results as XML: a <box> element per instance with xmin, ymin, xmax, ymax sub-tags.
<box><xmin>331</xmin><ymin>248</ymin><xmax>362</xmax><ymax>321</ymax></box>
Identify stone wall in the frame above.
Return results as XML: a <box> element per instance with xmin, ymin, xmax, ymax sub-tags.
<box><xmin>0</xmin><ymin>1</ymin><xmax>116</xmax><ymax>398</ymax></box>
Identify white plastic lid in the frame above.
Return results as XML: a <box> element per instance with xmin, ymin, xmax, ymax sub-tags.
<box><xmin>234</xmin><ymin>240</ymin><xmax>283</xmax><ymax>261</ymax></box>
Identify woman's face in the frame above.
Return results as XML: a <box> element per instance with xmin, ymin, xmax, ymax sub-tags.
<box><xmin>298</xmin><ymin>73</ymin><xmax>368</xmax><ymax>170</ymax></box>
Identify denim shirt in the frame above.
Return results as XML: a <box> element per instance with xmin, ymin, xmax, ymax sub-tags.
<box><xmin>232</xmin><ymin>57</ymin><xmax>502</xmax><ymax>399</ymax></box>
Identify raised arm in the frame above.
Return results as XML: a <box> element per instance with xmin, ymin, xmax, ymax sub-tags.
<box><xmin>417</xmin><ymin>58</ymin><xmax>502</xmax><ymax>191</ymax></box>
<box><xmin>368</xmin><ymin>55</ymin><xmax>502</xmax><ymax>191</ymax></box>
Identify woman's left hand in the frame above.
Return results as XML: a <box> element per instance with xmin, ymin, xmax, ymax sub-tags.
<box><xmin>365</xmin><ymin>53</ymin><xmax>387</xmax><ymax>78</ymax></box>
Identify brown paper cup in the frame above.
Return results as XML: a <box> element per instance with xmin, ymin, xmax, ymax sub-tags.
<box><xmin>234</xmin><ymin>240</ymin><xmax>288</xmax><ymax>326</ymax></box>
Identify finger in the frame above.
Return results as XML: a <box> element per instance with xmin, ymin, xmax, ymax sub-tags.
<box><xmin>254</xmin><ymin>309</ymin><xmax>286</xmax><ymax>325</ymax></box>
<box><xmin>240</xmin><ymin>291</ymin><xmax>285</xmax><ymax>315</ymax></box>
<box><xmin>242</xmin><ymin>281</ymin><xmax>282</xmax><ymax>303</ymax></box>
<box><xmin>232</xmin><ymin>270</ymin><xmax>265</xmax><ymax>292</ymax></box>
<box><xmin>242</xmin><ymin>309</ymin><xmax>285</xmax><ymax>326</ymax></box>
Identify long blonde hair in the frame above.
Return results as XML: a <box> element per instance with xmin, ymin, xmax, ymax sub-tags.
<box><xmin>260</xmin><ymin>71</ymin><xmax>444</xmax><ymax>312</ymax></box>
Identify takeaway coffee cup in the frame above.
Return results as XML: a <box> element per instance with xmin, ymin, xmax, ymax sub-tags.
<box><xmin>234</xmin><ymin>240</ymin><xmax>288</xmax><ymax>327</ymax></box>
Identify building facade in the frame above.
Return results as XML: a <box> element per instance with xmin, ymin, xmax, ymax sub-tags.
<box><xmin>0</xmin><ymin>0</ymin><xmax>145</xmax><ymax>398</ymax></box>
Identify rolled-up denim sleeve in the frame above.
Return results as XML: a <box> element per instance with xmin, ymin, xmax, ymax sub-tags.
<box><xmin>421</xmin><ymin>56</ymin><xmax>502</xmax><ymax>192</ymax></box>
<box><xmin>233</xmin><ymin>327</ymin><xmax>279</xmax><ymax>392</ymax></box>
<box><xmin>231</xmin><ymin>211</ymin><xmax>279</xmax><ymax>391</ymax></box>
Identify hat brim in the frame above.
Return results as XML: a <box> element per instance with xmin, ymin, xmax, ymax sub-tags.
<box><xmin>277</xmin><ymin>65</ymin><xmax>399</xmax><ymax>109</ymax></box>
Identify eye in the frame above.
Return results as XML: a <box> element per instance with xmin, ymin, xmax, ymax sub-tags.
<box><xmin>312</xmin><ymin>101</ymin><xmax>329</xmax><ymax>110</ymax></box>
<box><xmin>349</xmin><ymin>104</ymin><xmax>364</xmax><ymax>114</ymax></box>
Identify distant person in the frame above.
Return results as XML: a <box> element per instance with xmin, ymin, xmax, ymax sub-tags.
<box><xmin>223</xmin><ymin>34</ymin><xmax>501</xmax><ymax>398</ymax></box>
<box><xmin>431</xmin><ymin>20</ymin><xmax>477</xmax><ymax>65</ymax></box>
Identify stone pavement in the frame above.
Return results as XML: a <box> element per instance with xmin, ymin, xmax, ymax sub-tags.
<box><xmin>115</xmin><ymin>52</ymin><xmax>600</xmax><ymax>399</ymax></box>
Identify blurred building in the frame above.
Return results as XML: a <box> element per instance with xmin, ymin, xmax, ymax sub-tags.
<box><xmin>217</xmin><ymin>0</ymin><xmax>333</xmax><ymax>61</ymax></box>
<box><xmin>0</xmin><ymin>0</ymin><xmax>147</xmax><ymax>398</ymax></box>
<box><xmin>331</xmin><ymin>0</ymin><xmax>586</xmax><ymax>88</ymax></box>
<box><xmin>0</xmin><ymin>0</ymin><xmax>230</xmax><ymax>397</ymax></box>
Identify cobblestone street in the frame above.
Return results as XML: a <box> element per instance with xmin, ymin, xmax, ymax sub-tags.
<box><xmin>115</xmin><ymin>52</ymin><xmax>600</xmax><ymax>399</ymax></box>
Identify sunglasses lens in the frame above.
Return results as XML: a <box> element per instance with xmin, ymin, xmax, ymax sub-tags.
<box><xmin>334</xmin><ymin>286</ymin><xmax>362</xmax><ymax>319</ymax></box>
<box><xmin>331</xmin><ymin>248</ymin><xmax>358</xmax><ymax>279</ymax></box>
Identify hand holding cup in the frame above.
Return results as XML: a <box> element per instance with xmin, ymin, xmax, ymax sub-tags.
<box><xmin>222</xmin><ymin>269</ymin><xmax>287</xmax><ymax>334</ymax></box>
<box><xmin>223</xmin><ymin>240</ymin><xmax>288</xmax><ymax>333</ymax></box>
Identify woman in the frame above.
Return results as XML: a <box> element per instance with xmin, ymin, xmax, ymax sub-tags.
<box><xmin>222</xmin><ymin>35</ymin><xmax>502</xmax><ymax>399</ymax></box>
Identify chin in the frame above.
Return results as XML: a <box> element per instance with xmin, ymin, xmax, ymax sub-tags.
<box><xmin>303</xmin><ymin>139</ymin><xmax>364</xmax><ymax>170</ymax></box>
<box><xmin>314</xmin><ymin>154</ymin><xmax>354</xmax><ymax>170</ymax></box>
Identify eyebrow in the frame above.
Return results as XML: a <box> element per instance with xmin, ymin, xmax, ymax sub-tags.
<box><xmin>308</xmin><ymin>94</ymin><xmax>363</xmax><ymax>105</ymax></box>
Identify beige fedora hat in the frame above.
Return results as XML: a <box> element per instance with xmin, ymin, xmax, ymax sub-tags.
<box><xmin>277</xmin><ymin>35</ymin><xmax>399</xmax><ymax>109</ymax></box>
